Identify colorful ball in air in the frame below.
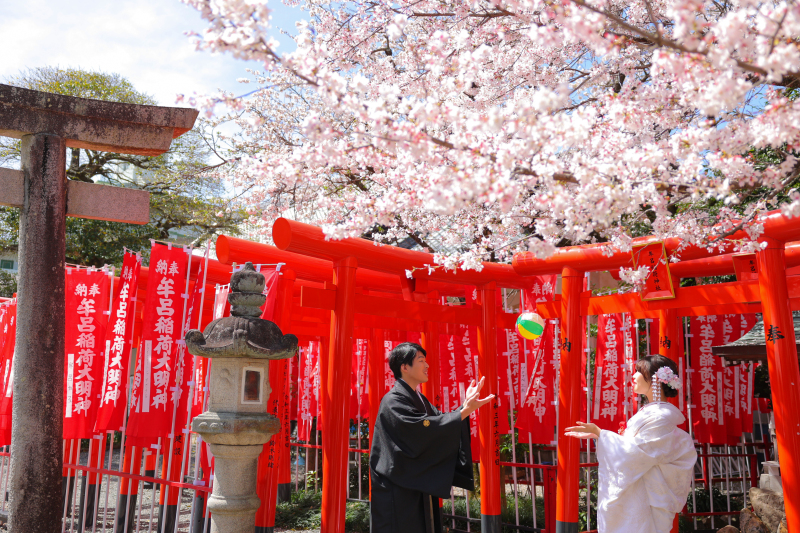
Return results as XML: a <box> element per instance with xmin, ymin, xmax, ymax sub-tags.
<box><xmin>516</xmin><ymin>312</ymin><xmax>545</xmax><ymax>340</ymax></box>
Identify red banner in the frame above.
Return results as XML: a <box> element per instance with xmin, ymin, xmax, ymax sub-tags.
<box><xmin>350</xmin><ymin>338</ymin><xmax>368</xmax><ymax>419</ymax></box>
<box><xmin>64</xmin><ymin>267</ymin><xmax>111</xmax><ymax>439</ymax></box>
<box><xmin>690</xmin><ymin>314</ymin><xmax>756</xmax><ymax>444</ymax></box>
<box><xmin>213</xmin><ymin>284</ymin><xmax>230</xmax><ymax>320</ymax></box>
<box><xmin>516</xmin><ymin>278</ymin><xmax>558</xmax><ymax>444</ymax></box>
<box><xmin>95</xmin><ymin>252</ymin><xmax>141</xmax><ymax>433</ymax></box>
<box><xmin>297</xmin><ymin>340</ymin><xmax>320</xmax><ymax>441</ymax></box>
<box><xmin>621</xmin><ymin>314</ymin><xmax>639</xmax><ymax>418</ymax></box>
<box><xmin>691</xmin><ymin>316</ymin><xmax>726</xmax><ymax>444</ymax></box>
<box><xmin>192</xmin><ymin>282</ymin><xmax>230</xmax><ymax>419</ymax></box>
<box><xmin>126</xmin><ymin>243</ymin><xmax>190</xmax><ymax>442</ymax></box>
<box><xmin>720</xmin><ymin>314</ymin><xmax>757</xmax><ymax>443</ymax></box>
<box><xmin>170</xmin><ymin>255</ymin><xmax>211</xmax><ymax>438</ymax></box>
<box><xmin>593</xmin><ymin>314</ymin><xmax>627</xmax><ymax>431</ymax></box>
<box><xmin>0</xmin><ymin>301</ymin><xmax>17</xmax><ymax>445</ymax></box>
<box><xmin>439</xmin><ymin>332</ymin><xmax>460</xmax><ymax>413</ymax></box>
<box><xmin>517</xmin><ymin>320</ymin><xmax>558</xmax><ymax>444</ymax></box>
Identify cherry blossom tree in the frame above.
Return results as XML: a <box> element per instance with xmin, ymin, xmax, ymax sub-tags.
<box><xmin>182</xmin><ymin>0</ymin><xmax>800</xmax><ymax>269</ymax></box>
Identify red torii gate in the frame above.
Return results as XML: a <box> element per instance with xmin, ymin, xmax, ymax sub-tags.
<box><xmin>216</xmin><ymin>208</ymin><xmax>800</xmax><ymax>533</ymax></box>
<box><xmin>218</xmin><ymin>222</ymin><xmax>531</xmax><ymax>533</ymax></box>
<box><xmin>513</xmin><ymin>210</ymin><xmax>800</xmax><ymax>533</ymax></box>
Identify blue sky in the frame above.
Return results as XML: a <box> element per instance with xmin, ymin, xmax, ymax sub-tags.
<box><xmin>0</xmin><ymin>0</ymin><xmax>303</xmax><ymax>106</ymax></box>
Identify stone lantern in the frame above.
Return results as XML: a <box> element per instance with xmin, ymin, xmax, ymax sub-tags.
<box><xmin>186</xmin><ymin>262</ymin><xmax>298</xmax><ymax>533</ymax></box>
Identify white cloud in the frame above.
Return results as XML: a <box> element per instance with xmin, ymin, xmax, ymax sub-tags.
<box><xmin>0</xmin><ymin>0</ymin><xmax>302</xmax><ymax>106</ymax></box>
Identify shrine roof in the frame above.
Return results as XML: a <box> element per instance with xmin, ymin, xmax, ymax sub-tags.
<box><xmin>711</xmin><ymin>312</ymin><xmax>800</xmax><ymax>363</ymax></box>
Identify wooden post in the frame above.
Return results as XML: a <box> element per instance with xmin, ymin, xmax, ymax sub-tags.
<box><xmin>10</xmin><ymin>133</ymin><xmax>67</xmax><ymax>531</ymax></box>
<box><xmin>321</xmin><ymin>258</ymin><xmax>357</xmax><ymax>533</ymax></box>
<box><xmin>756</xmin><ymin>238</ymin><xmax>800</xmax><ymax>533</ymax></box>
<box><xmin>477</xmin><ymin>283</ymin><xmax>502</xmax><ymax>533</ymax></box>
<box><xmin>556</xmin><ymin>267</ymin><xmax>583</xmax><ymax>533</ymax></box>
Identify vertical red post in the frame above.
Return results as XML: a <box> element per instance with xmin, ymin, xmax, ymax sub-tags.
<box><xmin>556</xmin><ymin>267</ymin><xmax>583</xmax><ymax>533</ymax></box>
<box><xmin>756</xmin><ymin>238</ymin><xmax>800</xmax><ymax>532</ymax></box>
<box><xmin>658</xmin><ymin>308</ymin><xmax>682</xmax><ymax>412</ymax></box>
<box><xmin>278</xmin><ymin>359</ymin><xmax>293</xmax><ymax>503</ymax></box>
<box><xmin>545</xmin><ymin>467</ymin><xmax>557</xmax><ymax>533</ymax></box>
<box><xmin>321</xmin><ymin>257</ymin><xmax>358</xmax><ymax>533</ymax></box>
<box><xmin>477</xmin><ymin>283</ymin><xmax>501</xmax><ymax>533</ymax></box>
<box><xmin>256</xmin><ymin>269</ymin><xmax>296</xmax><ymax>533</ymax></box>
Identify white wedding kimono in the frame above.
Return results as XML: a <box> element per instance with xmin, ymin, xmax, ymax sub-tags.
<box><xmin>596</xmin><ymin>402</ymin><xmax>697</xmax><ymax>533</ymax></box>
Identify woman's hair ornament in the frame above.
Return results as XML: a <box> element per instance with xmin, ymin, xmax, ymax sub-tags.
<box><xmin>654</xmin><ymin>366</ymin><xmax>682</xmax><ymax>390</ymax></box>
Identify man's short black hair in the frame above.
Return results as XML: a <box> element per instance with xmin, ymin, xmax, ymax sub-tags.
<box><xmin>388</xmin><ymin>342</ymin><xmax>426</xmax><ymax>379</ymax></box>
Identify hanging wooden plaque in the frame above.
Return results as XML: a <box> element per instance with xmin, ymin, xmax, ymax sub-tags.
<box><xmin>631</xmin><ymin>242</ymin><xmax>676</xmax><ymax>301</ymax></box>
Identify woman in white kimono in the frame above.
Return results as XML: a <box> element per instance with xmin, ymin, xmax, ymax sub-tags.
<box><xmin>566</xmin><ymin>355</ymin><xmax>697</xmax><ymax>533</ymax></box>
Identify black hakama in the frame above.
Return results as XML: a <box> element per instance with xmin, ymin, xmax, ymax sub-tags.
<box><xmin>369</xmin><ymin>380</ymin><xmax>473</xmax><ymax>533</ymax></box>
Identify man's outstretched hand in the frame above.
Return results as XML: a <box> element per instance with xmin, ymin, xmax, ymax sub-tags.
<box><xmin>461</xmin><ymin>377</ymin><xmax>495</xmax><ymax>420</ymax></box>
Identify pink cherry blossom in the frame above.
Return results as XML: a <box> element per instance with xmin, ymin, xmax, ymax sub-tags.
<box><xmin>182</xmin><ymin>0</ymin><xmax>800</xmax><ymax>268</ymax></box>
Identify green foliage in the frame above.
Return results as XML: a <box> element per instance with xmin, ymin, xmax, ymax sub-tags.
<box><xmin>273</xmin><ymin>490</ymin><xmax>371</xmax><ymax>533</ymax></box>
<box><xmin>578</xmin><ymin>469</ymin><xmax>599</xmax><ymax>532</ymax></box>
<box><xmin>0</xmin><ymin>66</ymin><xmax>246</xmax><ymax>267</ymax></box>
<box><xmin>684</xmin><ymin>485</ymin><xmax>743</xmax><ymax>532</ymax></box>
<box><xmin>344</xmin><ymin>500</ymin><xmax>371</xmax><ymax>533</ymax></box>
<box><xmin>65</xmin><ymin>218</ymin><xmax>160</xmax><ymax>267</ymax></box>
<box><xmin>274</xmin><ymin>490</ymin><xmax>323</xmax><ymax>530</ymax></box>
<box><xmin>686</xmin><ymin>485</ymin><xmax>733</xmax><ymax>514</ymax></box>
<box><xmin>442</xmin><ymin>492</ymin><xmax>547</xmax><ymax>532</ymax></box>
<box><xmin>754</xmin><ymin>363</ymin><xmax>771</xmax><ymax>400</ymax></box>
<box><xmin>0</xmin><ymin>270</ymin><xmax>17</xmax><ymax>298</ymax></box>
<box><xmin>349</xmin><ymin>448</ymin><xmax>370</xmax><ymax>498</ymax></box>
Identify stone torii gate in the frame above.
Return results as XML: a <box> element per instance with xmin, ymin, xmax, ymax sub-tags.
<box><xmin>0</xmin><ymin>83</ymin><xmax>197</xmax><ymax>533</ymax></box>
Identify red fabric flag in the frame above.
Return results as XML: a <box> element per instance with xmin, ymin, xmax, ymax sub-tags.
<box><xmin>350</xmin><ymin>338</ymin><xmax>369</xmax><ymax>419</ymax></box>
<box><xmin>621</xmin><ymin>314</ymin><xmax>639</xmax><ymax>418</ymax></box>
<box><xmin>126</xmin><ymin>243</ymin><xmax>190</xmax><ymax>442</ymax></box>
<box><xmin>516</xmin><ymin>277</ymin><xmax>558</xmax><ymax>444</ymax></box>
<box><xmin>192</xmin><ymin>356</ymin><xmax>209</xmax><ymax>420</ymax></box>
<box><xmin>592</xmin><ymin>314</ymin><xmax>627</xmax><ymax>431</ymax></box>
<box><xmin>0</xmin><ymin>301</ymin><xmax>17</xmax><ymax>445</ymax></box>
<box><xmin>691</xmin><ymin>316</ymin><xmax>726</xmax><ymax>444</ymax></box>
<box><xmin>439</xmin><ymin>332</ymin><xmax>462</xmax><ymax>414</ymax></box>
<box><xmin>64</xmin><ymin>267</ymin><xmax>111</xmax><ymax>439</ymax></box>
<box><xmin>192</xmin><ymin>281</ymin><xmax>230</xmax><ymax>419</ymax></box>
<box><xmin>170</xmin><ymin>256</ymin><xmax>211</xmax><ymax>439</ymax></box>
<box><xmin>739</xmin><ymin>362</ymin><xmax>755</xmax><ymax>435</ymax></box>
<box><xmin>517</xmin><ymin>320</ymin><xmax>558</xmax><ymax>444</ymax></box>
<box><xmin>297</xmin><ymin>340</ymin><xmax>320</xmax><ymax>441</ymax></box>
<box><xmin>289</xmin><ymin>351</ymin><xmax>299</xmax><ymax>422</ymax></box>
<box><xmin>95</xmin><ymin>252</ymin><xmax>141</xmax><ymax>433</ymax></box>
<box><xmin>381</xmin><ymin>331</ymin><xmax>404</xmax><ymax>395</ymax></box>
<box><xmin>213</xmin><ymin>284</ymin><xmax>230</xmax><ymax>320</ymax></box>
<box><xmin>719</xmin><ymin>314</ymin><xmax>757</xmax><ymax>443</ymax></box>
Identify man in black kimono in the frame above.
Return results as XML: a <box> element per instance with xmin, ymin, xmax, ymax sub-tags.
<box><xmin>370</xmin><ymin>342</ymin><xmax>494</xmax><ymax>533</ymax></box>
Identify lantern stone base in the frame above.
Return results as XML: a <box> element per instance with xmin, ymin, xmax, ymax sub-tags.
<box><xmin>206</xmin><ymin>443</ymin><xmax>264</xmax><ymax>533</ymax></box>
<box><xmin>193</xmin><ymin>412</ymin><xmax>280</xmax><ymax>533</ymax></box>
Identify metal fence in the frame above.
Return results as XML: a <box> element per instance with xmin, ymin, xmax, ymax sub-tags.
<box><xmin>287</xmin><ymin>419</ymin><xmax>772</xmax><ymax>533</ymax></box>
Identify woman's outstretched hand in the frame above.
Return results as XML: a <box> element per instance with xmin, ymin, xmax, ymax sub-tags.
<box><xmin>564</xmin><ymin>421</ymin><xmax>601</xmax><ymax>440</ymax></box>
<box><xmin>461</xmin><ymin>377</ymin><xmax>494</xmax><ymax>420</ymax></box>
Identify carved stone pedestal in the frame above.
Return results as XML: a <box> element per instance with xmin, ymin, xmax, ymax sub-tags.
<box><xmin>194</xmin><ymin>411</ymin><xmax>280</xmax><ymax>533</ymax></box>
